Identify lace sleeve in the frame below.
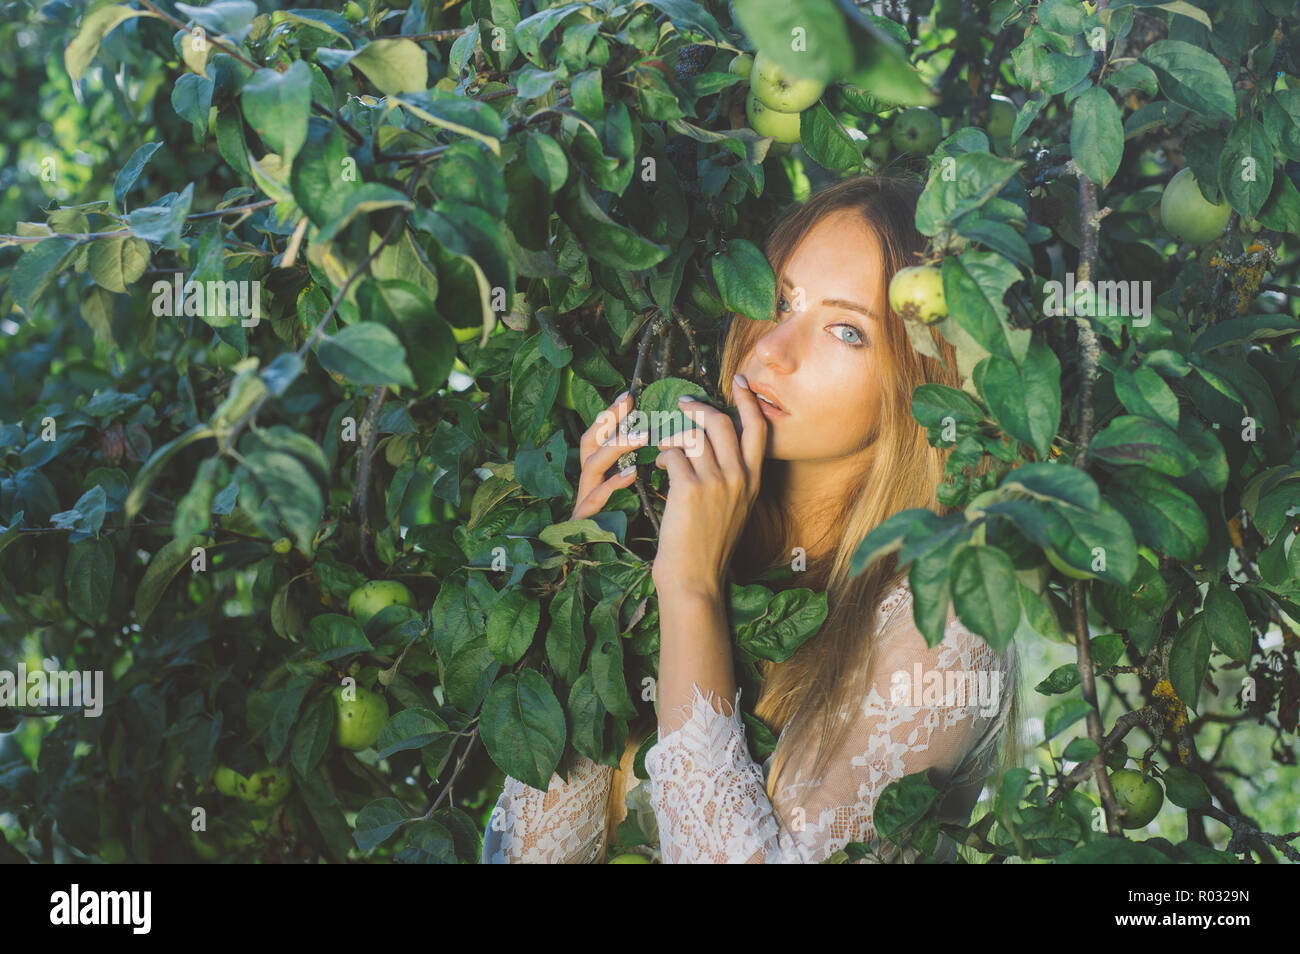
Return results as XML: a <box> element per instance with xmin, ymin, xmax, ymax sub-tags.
<box><xmin>643</xmin><ymin>588</ymin><xmax>1016</xmax><ymax>864</ymax></box>
<box><xmin>481</xmin><ymin>755</ymin><xmax>615</xmax><ymax>864</ymax></box>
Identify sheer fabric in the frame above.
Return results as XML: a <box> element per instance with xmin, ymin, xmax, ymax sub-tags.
<box><xmin>482</xmin><ymin>581</ymin><xmax>1017</xmax><ymax>864</ymax></box>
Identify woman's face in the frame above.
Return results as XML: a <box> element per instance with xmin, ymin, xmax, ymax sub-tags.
<box><xmin>736</xmin><ymin>208</ymin><xmax>889</xmax><ymax>463</ymax></box>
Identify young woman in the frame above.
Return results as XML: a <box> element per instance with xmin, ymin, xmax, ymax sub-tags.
<box><xmin>483</xmin><ymin>174</ymin><xmax>1021</xmax><ymax>864</ymax></box>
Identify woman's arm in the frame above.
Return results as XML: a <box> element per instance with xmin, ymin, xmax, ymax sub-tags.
<box><xmin>643</xmin><ymin>596</ymin><xmax>1016</xmax><ymax>864</ymax></box>
<box><xmin>481</xmin><ymin>756</ymin><xmax>615</xmax><ymax>864</ymax></box>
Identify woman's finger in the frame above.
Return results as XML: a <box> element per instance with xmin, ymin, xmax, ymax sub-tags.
<box><xmin>572</xmin><ymin>461</ymin><xmax>639</xmax><ymax>521</ymax></box>
<box><xmin>580</xmin><ymin>390</ymin><xmax>634</xmax><ymax>460</ymax></box>
<box><xmin>728</xmin><ymin>373</ymin><xmax>767</xmax><ymax>482</ymax></box>
<box><xmin>577</xmin><ymin>428</ymin><xmax>649</xmax><ymax>500</ymax></box>
<box><xmin>671</xmin><ymin>397</ymin><xmax>735</xmax><ymax>481</ymax></box>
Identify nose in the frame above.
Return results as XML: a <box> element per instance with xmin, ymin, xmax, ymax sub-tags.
<box><xmin>751</xmin><ymin>317</ymin><xmax>800</xmax><ymax>375</ymax></box>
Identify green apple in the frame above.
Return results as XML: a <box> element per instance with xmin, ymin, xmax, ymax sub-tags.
<box><xmin>347</xmin><ymin>579</ymin><xmax>415</xmax><ymax>625</ymax></box>
<box><xmin>750</xmin><ymin>51</ymin><xmax>826</xmax><ymax>112</ymax></box>
<box><xmin>890</xmin><ymin>107</ymin><xmax>943</xmax><ymax>155</ymax></box>
<box><xmin>236</xmin><ymin>766</ymin><xmax>291</xmax><ymax>807</ymax></box>
<box><xmin>272</xmin><ymin>537</ymin><xmax>292</xmax><ymax>555</ymax></box>
<box><xmin>1109</xmin><ymin>768</ymin><xmax>1164</xmax><ymax>829</ymax></box>
<box><xmin>1160</xmin><ymin>167</ymin><xmax>1232</xmax><ymax>246</ymax></box>
<box><xmin>333</xmin><ymin>684</ymin><xmax>390</xmax><ymax>751</ymax></box>
<box><xmin>452</xmin><ymin>325</ymin><xmax>482</xmax><ymax>344</ymax></box>
<box><xmin>1045</xmin><ymin>546</ymin><xmax>1097</xmax><ymax>581</ymax></box>
<box><xmin>214</xmin><ymin>764</ymin><xmax>241</xmax><ymax>797</ymax></box>
<box><xmin>343</xmin><ymin>1</ymin><xmax>365</xmax><ymax>23</ymax></box>
<box><xmin>608</xmin><ymin>852</ymin><xmax>652</xmax><ymax>864</ymax></box>
<box><xmin>745</xmin><ymin>88</ymin><xmax>802</xmax><ymax>144</ymax></box>
<box><xmin>558</xmin><ymin>367</ymin><xmax>578</xmax><ymax>411</ymax></box>
<box><xmin>888</xmin><ymin>265</ymin><xmax>947</xmax><ymax>324</ymax></box>
<box><xmin>985</xmin><ymin>95</ymin><xmax>1016</xmax><ymax>141</ymax></box>
<box><xmin>728</xmin><ymin>53</ymin><xmax>753</xmax><ymax>81</ymax></box>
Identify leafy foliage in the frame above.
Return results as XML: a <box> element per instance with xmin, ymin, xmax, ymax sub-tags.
<box><xmin>0</xmin><ymin>0</ymin><xmax>1298</xmax><ymax>865</ymax></box>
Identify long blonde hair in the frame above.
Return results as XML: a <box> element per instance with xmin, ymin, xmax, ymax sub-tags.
<box><xmin>605</xmin><ymin>173</ymin><xmax>1022</xmax><ymax>849</ymax></box>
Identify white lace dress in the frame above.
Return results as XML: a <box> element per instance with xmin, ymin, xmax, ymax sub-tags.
<box><xmin>481</xmin><ymin>581</ymin><xmax>1018</xmax><ymax>864</ymax></box>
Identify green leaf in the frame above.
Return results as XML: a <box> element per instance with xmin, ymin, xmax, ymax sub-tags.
<box><xmin>290</xmin><ymin>694</ymin><xmax>335</xmax><ymax>777</ymax></box>
<box><xmin>88</xmin><ymin>236</ymin><xmax>149</xmax><ymax>294</ymax></box>
<box><xmin>557</xmin><ymin>178</ymin><xmax>668</xmax><ymax>270</ymax></box>
<box><xmin>1217</xmin><ymin>117</ymin><xmax>1274</xmax><ymax>221</ymax></box>
<box><xmin>479</xmin><ymin>670</ymin><xmax>567</xmax><ymax>791</ymax></box>
<box><xmin>240</xmin><ymin>61</ymin><xmax>313</xmax><ymax>168</ymax></box>
<box><xmin>733</xmin><ymin>587</ymin><xmax>829</xmax><ymax>662</ymax></box>
<box><xmin>1070</xmin><ymin>86</ymin><xmax>1124</xmax><ymax>187</ymax></box>
<box><xmin>949</xmin><ymin>545</ymin><xmax>1020</xmax><ymax>651</ymax></box>
<box><xmin>1089</xmin><ymin>415</ymin><xmax>1199</xmax><ymax>476</ymax></box>
<box><xmin>243</xmin><ymin>450</ymin><xmax>325</xmax><ymax>553</ymax></box>
<box><xmin>1203</xmin><ymin>584</ymin><xmax>1251</xmax><ymax>663</ymax></box>
<box><xmin>350</xmin><ymin>39</ymin><xmax>428</xmax><ymax>96</ymax></box>
<box><xmin>10</xmin><ymin>236</ymin><xmax>79</xmax><ymax>313</ymax></box>
<box><xmin>1044</xmin><ymin>696</ymin><xmax>1093</xmax><ymax>740</ymax></box>
<box><xmin>485</xmin><ymin>587</ymin><xmax>540</xmax><ymax>665</ymax></box>
<box><xmin>176</xmin><ymin>1</ymin><xmax>258</xmax><ymax>36</ymax></box>
<box><xmin>65</xmin><ymin>537</ymin><xmax>115</xmax><ymax>626</ymax></box>
<box><xmin>545</xmin><ymin>578</ymin><xmax>586</xmax><ymax>685</ymax></box>
<box><xmin>312</xmin><ymin>183</ymin><xmax>413</xmax><ymax>245</ymax></box>
<box><xmin>1139</xmin><ymin>40</ymin><xmax>1235</xmax><ymax>121</ymax></box>
<box><xmin>915</xmin><ymin>154</ymin><xmax>1023</xmax><ymax>237</ymax></box>
<box><xmin>873</xmin><ymin>773</ymin><xmax>941</xmax><ymax>841</ymax></box>
<box><xmin>65</xmin><ymin>5</ymin><xmax>155</xmax><ymax>82</ymax></box>
<box><xmin>316</xmin><ymin>323</ymin><xmax>416</xmax><ymax>389</ymax></box>
<box><xmin>1169</xmin><ymin>612</ymin><xmax>1211</xmax><ymax>711</ymax></box>
<box><xmin>1106</xmin><ymin>469</ymin><xmax>1207</xmax><ymax>564</ymax></box>
<box><xmin>799</xmin><ymin>102</ymin><xmax>864</xmax><ymax>171</ymax></box>
<box><xmin>126</xmin><ymin>181</ymin><xmax>194</xmax><ymax>247</ymax></box>
<box><xmin>307</xmin><ymin>614</ymin><xmax>373</xmax><ymax>662</ymax></box>
<box><xmin>1162</xmin><ymin>765</ymin><xmax>1212</xmax><ymax>810</ymax></box>
<box><xmin>375</xmin><ymin>708</ymin><xmax>449</xmax><ymax>759</ymax></box>
<box><xmin>113</xmin><ymin>141</ymin><xmax>164</xmax><ymax>212</ymax></box>
<box><xmin>711</xmin><ymin>239</ymin><xmax>775</xmax><ymax>323</ymax></box>
<box><xmin>997</xmin><ymin>462</ymin><xmax>1101</xmax><ymax>512</ymax></box>
<box><xmin>974</xmin><ymin>338</ymin><xmax>1061</xmax><ymax>459</ymax></box>
<box><xmin>526</xmin><ymin>132</ymin><xmax>570</xmax><ymax>193</ymax></box>
<box><xmin>392</xmin><ymin>90</ymin><xmax>508</xmax><ymax>155</ymax></box>
<box><xmin>590</xmin><ymin>606</ymin><xmax>639</xmax><ymax>719</ymax></box>
<box><xmin>940</xmin><ymin>252</ymin><xmax>1022</xmax><ymax>361</ymax></box>
<box><xmin>354</xmin><ymin>797</ymin><xmax>410</xmax><ymax>851</ymax></box>
<box><xmin>134</xmin><ymin>534</ymin><xmax>203</xmax><ymax>626</ymax></box>
<box><xmin>292</xmin><ymin>765</ymin><xmax>352</xmax><ymax>862</ymax></box>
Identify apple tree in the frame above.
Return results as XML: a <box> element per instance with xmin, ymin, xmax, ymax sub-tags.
<box><xmin>0</xmin><ymin>0</ymin><xmax>1297</xmax><ymax>865</ymax></box>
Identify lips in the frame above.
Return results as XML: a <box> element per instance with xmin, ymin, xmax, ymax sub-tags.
<box><xmin>747</xmin><ymin>382</ymin><xmax>786</xmax><ymax>412</ymax></box>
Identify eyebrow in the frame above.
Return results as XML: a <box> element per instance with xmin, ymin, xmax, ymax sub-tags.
<box><xmin>781</xmin><ymin>275</ymin><xmax>878</xmax><ymax>321</ymax></box>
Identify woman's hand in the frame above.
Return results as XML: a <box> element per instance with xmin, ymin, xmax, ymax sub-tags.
<box><xmin>651</xmin><ymin>374</ymin><xmax>767</xmax><ymax>598</ymax></box>
<box><xmin>570</xmin><ymin>391</ymin><xmax>650</xmax><ymax>521</ymax></box>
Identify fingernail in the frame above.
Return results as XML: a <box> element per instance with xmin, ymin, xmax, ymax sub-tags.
<box><xmin>619</xmin><ymin>464</ymin><xmax>636</xmax><ymax>476</ymax></box>
<box><xmin>679</xmin><ymin>394</ymin><xmax>696</xmax><ymax>403</ymax></box>
<box><xmin>615</xmin><ymin>390</ymin><xmax>630</xmax><ymax>403</ymax></box>
<box><xmin>733</xmin><ymin>373</ymin><xmax>749</xmax><ymax>390</ymax></box>
<box><xmin>629</xmin><ymin>430</ymin><xmax>649</xmax><ymax>441</ymax></box>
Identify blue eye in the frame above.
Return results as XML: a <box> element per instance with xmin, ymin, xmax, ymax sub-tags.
<box><xmin>777</xmin><ymin>295</ymin><xmax>792</xmax><ymax>314</ymax></box>
<box><xmin>833</xmin><ymin>325</ymin><xmax>864</xmax><ymax>346</ymax></box>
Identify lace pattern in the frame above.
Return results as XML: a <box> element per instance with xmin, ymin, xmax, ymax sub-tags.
<box><xmin>644</xmin><ymin>582</ymin><xmax>1016</xmax><ymax>864</ymax></box>
<box><xmin>481</xmin><ymin>581</ymin><xmax>1017</xmax><ymax>864</ymax></box>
